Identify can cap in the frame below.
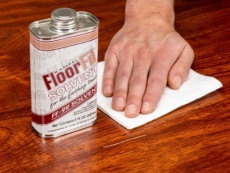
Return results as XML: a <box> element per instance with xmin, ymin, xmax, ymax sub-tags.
<box><xmin>50</xmin><ymin>8</ymin><xmax>78</xmax><ymax>32</ymax></box>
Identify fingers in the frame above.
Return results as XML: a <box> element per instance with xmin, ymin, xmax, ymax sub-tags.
<box><xmin>124</xmin><ymin>55</ymin><xmax>150</xmax><ymax>117</ymax></box>
<box><xmin>112</xmin><ymin>55</ymin><xmax>134</xmax><ymax>111</ymax></box>
<box><xmin>140</xmin><ymin>43</ymin><xmax>194</xmax><ymax>115</ymax></box>
<box><xmin>102</xmin><ymin>32</ymin><xmax>194</xmax><ymax>118</ymax></box>
<box><xmin>141</xmin><ymin>59</ymin><xmax>169</xmax><ymax>114</ymax></box>
<box><xmin>102</xmin><ymin>50</ymin><xmax>119</xmax><ymax>97</ymax></box>
<box><xmin>168</xmin><ymin>44</ymin><xmax>194</xmax><ymax>89</ymax></box>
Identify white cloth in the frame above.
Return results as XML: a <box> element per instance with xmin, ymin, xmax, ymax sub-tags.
<box><xmin>97</xmin><ymin>61</ymin><xmax>223</xmax><ymax>129</ymax></box>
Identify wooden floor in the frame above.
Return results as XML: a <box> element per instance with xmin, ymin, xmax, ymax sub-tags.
<box><xmin>0</xmin><ymin>0</ymin><xmax>230</xmax><ymax>172</ymax></box>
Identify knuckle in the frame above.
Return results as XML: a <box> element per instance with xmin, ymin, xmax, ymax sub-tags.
<box><xmin>127</xmin><ymin>95</ymin><xmax>140</xmax><ymax>102</ymax></box>
<box><xmin>155</xmin><ymin>49</ymin><xmax>171</xmax><ymax>63</ymax></box>
<box><xmin>183</xmin><ymin>44</ymin><xmax>194</xmax><ymax>62</ymax></box>
<box><xmin>135</xmin><ymin>48</ymin><xmax>150</xmax><ymax>62</ymax></box>
<box><xmin>129</xmin><ymin>74</ymin><xmax>146</xmax><ymax>85</ymax></box>
<box><xmin>123</xmin><ymin>43</ymin><xmax>133</xmax><ymax>56</ymax></box>
<box><xmin>114</xmin><ymin>88</ymin><xmax>126</xmax><ymax>96</ymax></box>
<box><xmin>150</xmin><ymin>65</ymin><xmax>167</xmax><ymax>76</ymax></box>
<box><xmin>104</xmin><ymin>64</ymin><xmax>116</xmax><ymax>73</ymax></box>
<box><xmin>138</xmin><ymin>47</ymin><xmax>148</xmax><ymax>58</ymax></box>
<box><xmin>177</xmin><ymin>65</ymin><xmax>190</xmax><ymax>74</ymax></box>
<box><xmin>155</xmin><ymin>49</ymin><xmax>164</xmax><ymax>59</ymax></box>
<box><xmin>103</xmin><ymin>77</ymin><xmax>113</xmax><ymax>84</ymax></box>
<box><xmin>147</xmin><ymin>76</ymin><xmax>165</xmax><ymax>87</ymax></box>
<box><xmin>105</xmin><ymin>47</ymin><xmax>117</xmax><ymax>59</ymax></box>
<box><xmin>117</xmin><ymin>70</ymin><xmax>130</xmax><ymax>79</ymax></box>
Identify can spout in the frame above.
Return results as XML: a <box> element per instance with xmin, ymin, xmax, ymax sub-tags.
<box><xmin>50</xmin><ymin>8</ymin><xmax>78</xmax><ymax>32</ymax></box>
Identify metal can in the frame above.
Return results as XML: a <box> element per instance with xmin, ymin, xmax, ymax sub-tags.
<box><xmin>29</xmin><ymin>8</ymin><xmax>99</xmax><ymax>138</ymax></box>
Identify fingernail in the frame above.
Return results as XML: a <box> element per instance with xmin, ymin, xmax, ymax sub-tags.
<box><xmin>126</xmin><ymin>104</ymin><xmax>137</xmax><ymax>114</ymax></box>
<box><xmin>142</xmin><ymin>102</ymin><xmax>150</xmax><ymax>112</ymax></box>
<box><xmin>173</xmin><ymin>76</ymin><xmax>182</xmax><ymax>89</ymax></box>
<box><xmin>103</xmin><ymin>85</ymin><xmax>112</xmax><ymax>94</ymax></box>
<box><xmin>115</xmin><ymin>97</ymin><xmax>125</xmax><ymax>107</ymax></box>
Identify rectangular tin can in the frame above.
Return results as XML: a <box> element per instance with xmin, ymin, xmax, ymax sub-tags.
<box><xmin>29</xmin><ymin>8</ymin><xmax>99</xmax><ymax>138</ymax></box>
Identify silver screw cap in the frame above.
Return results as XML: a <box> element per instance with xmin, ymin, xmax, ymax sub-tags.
<box><xmin>50</xmin><ymin>8</ymin><xmax>78</xmax><ymax>31</ymax></box>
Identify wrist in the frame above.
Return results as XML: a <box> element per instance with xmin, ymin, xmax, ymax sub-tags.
<box><xmin>125</xmin><ymin>0</ymin><xmax>175</xmax><ymax>30</ymax></box>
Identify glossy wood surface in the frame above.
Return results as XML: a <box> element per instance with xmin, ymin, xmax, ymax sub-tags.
<box><xmin>0</xmin><ymin>0</ymin><xmax>230</xmax><ymax>172</ymax></box>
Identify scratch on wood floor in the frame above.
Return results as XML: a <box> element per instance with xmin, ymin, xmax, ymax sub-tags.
<box><xmin>103</xmin><ymin>134</ymin><xmax>147</xmax><ymax>148</ymax></box>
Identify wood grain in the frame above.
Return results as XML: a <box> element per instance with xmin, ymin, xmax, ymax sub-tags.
<box><xmin>0</xmin><ymin>0</ymin><xmax>230</xmax><ymax>172</ymax></box>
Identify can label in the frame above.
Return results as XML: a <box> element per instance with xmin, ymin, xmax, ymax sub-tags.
<box><xmin>30</xmin><ymin>28</ymin><xmax>98</xmax><ymax>137</ymax></box>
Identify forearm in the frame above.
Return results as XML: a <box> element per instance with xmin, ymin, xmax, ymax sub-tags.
<box><xmin>125</xmin><ymin>0</ymin><xmax>175</xmax><ymax>30</ymax></box>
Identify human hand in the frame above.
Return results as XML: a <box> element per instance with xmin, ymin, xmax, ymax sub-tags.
<box><xmin>102</xmin><ymin>3</ymin><xmax>194</xmax><ymax>118</ymax></box>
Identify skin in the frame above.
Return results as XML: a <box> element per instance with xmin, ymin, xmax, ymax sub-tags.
<box><xmin>102</xmin><ymin>0</ymin><xmax>194</xmax><ymax>118</ymax></box>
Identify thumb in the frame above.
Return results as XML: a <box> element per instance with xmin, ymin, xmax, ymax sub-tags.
<box><xmin>168</xmin><ymin>44</ymin><xmax>194</xmax><ymax>89</ymax></box>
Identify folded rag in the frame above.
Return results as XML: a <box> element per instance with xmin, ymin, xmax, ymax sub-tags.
<box><xmin>97</xmin><ymin>61</ymin><xmax>223</xmax><ymax>129</ymax></box>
